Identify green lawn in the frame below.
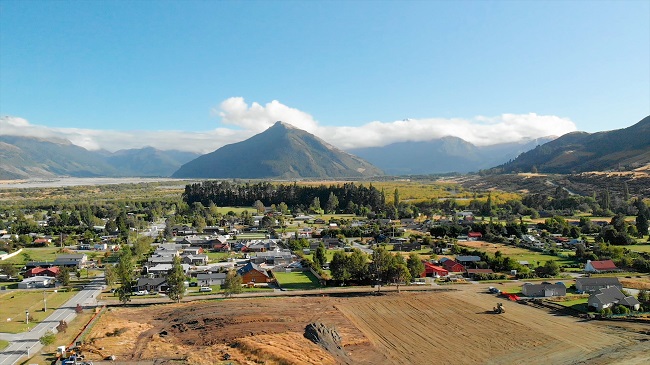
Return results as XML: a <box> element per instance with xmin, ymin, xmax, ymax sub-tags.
<box><xmin>303</xmin><ymin>249</ymin><xmax>338</xmax><ymax>263</ymax></box>
<box><xmin>206</xmin><ymin>251</ymin><xmax>235</xmax><ymax>262</ymax></box>
<box><xmin>630</xmin><ymin>244</ymin><xmax>650</xmax><ymax>253</ymax></box>
<box><xmin>236</xmin><ymin>233</ymin><xmax>268</xmax><ymax>239</ymax></box>
<box><xmin>555</xmin><ymin>297</ymin><xmax>590</xmax><ymax>313</ymax></box>
<box><xmin>0</xmin><ymin>289</ymin><xmax>77</xmax><ymax>333</ymax></box>
<box><xmin>0</xmin><ymin>339</ymin><xmax>8</xmax><ymax>350</ymax></box>
<box><xmin>3</xmin><ymin>247</ymin><xmax>61</xmax><ymax>266</ymax></box>
<box><xmin>274</xmin><ymin>271</ymin><xmax>322</xmax><ymax>290</ymax></box>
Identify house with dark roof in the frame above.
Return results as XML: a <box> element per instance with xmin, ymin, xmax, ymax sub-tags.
<box><xmin>54</xmin><ymin>254</ymin><xmax>88</xmax><ymax>268</ymax></box>
<box><xmin>455</xmin><ymin>255</ymin><xmax>481</xmax><ymax>264</ymax></box>
<box><xmin>17</xmin><ymin>276</ymin><xmax>55</xmax><ymax>289</ymax></box>
<box><xmin>237</xmin><ymin>262</ymin><xmax>272</xmax><ymax>284</ymax></box>
<box><xmin>584</xmin><ymin>260</ymin><xmax>618</xmax><ymax>273</ymax></box>
<box><xmin>588</xmin><ymin>286</ymin><xmax>640</xmax><ymax>311</ymax></box>
<box><xmin>521</xmin><ymin>282</ymin><xmax>566</xmax><ymax>297</ymax></box>
<box><xmin>135</xmin><ymin>277</ymin><xmax>168</xmax><ymax>292</ymax></box>
<box><xmin>575</xmin><ymin>277</ymin><xmax>622</xmax><ymax>293</ymax></box>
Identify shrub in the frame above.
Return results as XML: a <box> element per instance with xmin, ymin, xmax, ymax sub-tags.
<box><xmin>40</xmin><ymin>331</ymin><xmax>56</xmax><ymax>345</ymax></box>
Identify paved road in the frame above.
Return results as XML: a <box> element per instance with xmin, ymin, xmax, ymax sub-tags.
<box><xmin>0</xmin><ymin>274</ymin><xmax>104</xmax><ymax>365</ymax></box>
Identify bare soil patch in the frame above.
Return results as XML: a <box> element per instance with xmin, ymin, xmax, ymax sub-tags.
<box><xmin>86</xmin><ymin>289</ymin><xmax>650</xmax><ymax>365</ymax></box>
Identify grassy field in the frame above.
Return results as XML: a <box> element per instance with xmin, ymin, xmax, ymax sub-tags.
<box><xmin>0</xmin><ymin>339</ymin><xmax>8</xmax><ymax>350</ymax></box>
<box><xmin>0</xmin><ymin>289</ymin><xmax>78</xmax><ymax>333</ymax></box>
<box><xmin>555</xmin><ymin>297</ymin><xmax>589</xmax><ymax>313</ymax></box>
<box><xmin>456</xmin><ymin>241</ymin><xmax>578</xmax><ymax>267</ymax></box>
<box><xmin>205</xmin><ymin>251</ymin><xmax>235</xmax><ymax>262</ymax></box>
<box><xmin>273</xmin><ymin>271</ymin><xmax>322</xmax><ymax>290</ymax></box>
<box><xmin>3</xmin><ymin>247</ymin><xmax>61</xmax><ymax>266</ymax></box>
<box><xmin>630</xmin><ymin>244</ymin><xmax>650</xmax><ymax>253</ymax></box>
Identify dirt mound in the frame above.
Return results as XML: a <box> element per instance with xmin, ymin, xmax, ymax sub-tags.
<box><xmin>304</xmin><ymin>322</ymin><xmax>350</xmax><ymax>364</ymax></box>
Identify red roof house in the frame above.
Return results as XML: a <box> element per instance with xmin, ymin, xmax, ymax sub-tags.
<box><xmin>441</xmin><ymin>259</ymin><xmax>465</xmax><ymax>273</ymax></box>
<box><xmin>422</xmin><ymin>262</ymin><xmax>449</xmax><ymax>277</ymax></box>
<box><xmin>467</xmin><ymin>232</ymin><xmax>483</xmax><ymax>240</ymax></box>
<box><xmin>585</xmin><ymin>260</ymin><xmax>618</xmax><ymax>273</ymax></box>
<box><xmin>25</xmin><ymin>266</ymin><xmax>60</xmax><ymax>278</ymax></box>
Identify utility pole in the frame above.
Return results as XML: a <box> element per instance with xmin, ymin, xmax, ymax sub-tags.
<box><xmin>43</xmin><ymin>290</ymin><xmax>47</xmax><ymax>311</ymax></box>
<box><xmin>25</xmin><ymin>310</ymin><xmax>29</xmax><ymax>325</ymax></box>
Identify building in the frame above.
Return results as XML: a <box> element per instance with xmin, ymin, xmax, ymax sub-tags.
<box><xmin>422</xmin><ymin>262</ymin><xmax>448</xmax><ymax>277</ymax></box>
<box><xmin>441</xmin><ymin>259</ymin><xmax>465</xmax><ymax>273</ymax></box>
<box><xmin>196</xmin><ymin>272</ymin><xmax>227</xmax><ymax>287</ymax></box>
<box><xmin>575</xmin><ymin>277</ymin><xmax>622</xmax><ymax>293</ymax></box>
<box><xmin>584</xmin><ymin>260</ymin><xmax>618</xmax><ymax>273</ymax></box>
<box><xmin>237</xmin><ymin>262</ymin><xmax>273</xmax><ymax>284</ymax></box>
<box><xmin>135</xmin><ymin>277</ymin><xmax>168</xmax><ymax>292</ymax></box>
<box><xmin>17</xmin><ymin>276</ymin><xmax>55</xmax><ymax>289</ymax></box>
<box><xmin>25</xmin><ymin>267</ymin><xmax>60</xmax><ymax>278</ymax></box>
<box><xmin>588</xmin><ymin>287</ymin><xmax>640</xmax><ymax>311</ymax></box>
<box><xmin>521</xmin><ymin>282</ymin><xmax>566</xmax><ymax>297</ymax></box>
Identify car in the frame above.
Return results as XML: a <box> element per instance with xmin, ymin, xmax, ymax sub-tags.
<box><xmin>133</xmin><ymin>290</ymin><xmax>149</xmax><ymax>296</ymax></box>
<box><xmin>199</xmin><ymin>287</ymin><xmax>212</xmax><ymax>292</ymax></box>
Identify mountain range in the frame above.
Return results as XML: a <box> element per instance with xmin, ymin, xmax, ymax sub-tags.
<box><xmin>494</xmin><ymin>115</ymin><xmax>650</xmax><ymax>174</ymax></box>
<box><xmin>1</xmin><ymin>116</ymin><xmax>648</xmax><ymax>179</ymax></box>
<box><xmin>0</xmin><ymin>135</ymin><xmax>199</xmax><ymax>179</ymax></box>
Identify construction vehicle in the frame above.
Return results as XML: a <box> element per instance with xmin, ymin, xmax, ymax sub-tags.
<box><xmin>493</xmin><ymin>302</ymin><xmax>505</xmax><ymax>314</ymax></box>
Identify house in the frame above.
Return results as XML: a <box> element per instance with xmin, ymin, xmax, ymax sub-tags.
<box><xmin>250</xmin><ymin>250</ymin><xmax>294</xmax><ymax>266</ymax></box>
<box><xmin>322</xmin><ymin>237</ymin><xmax>342</xmax><ymax>249</ymax></box>
<box><xmin>575</xmin><ymin>277</ymin><xmax>622</xmax><ymax>293</ymax></box>
<box><xmin>237</xmin><ymin>262</ymin><xmax>273</xmax><ymax>284</ymax></box>
<box><xmin>182</xmin><ymin>254</ymin><xmax>208</xmax><ymax>266</ymax></box>
<box><xmin>392</xmin><ymin>242</ymin><xmax>422</xmax><ymax>252</ymax></box>
<box><xmin>584</xmin><ymin>260</ymin><xmax>618</xmax><ymax>273</ymax></box>
<box><xmin>466</xmin><ymin>268</ymin><xmax>494</xmax><ymax>279</ymax></box>
<box><xmin>183</xmin><ymin>247</ymin><xmax>203</xmax><ymax>255</ymax></box>
<box><xmin>25</xmin><ymin>266</ymin><xmax>60</xmax><ymax>278</ymax></box>
<box><xmin>467</xmin><ymin>232</ymin><xmax>483</xmax><ymax>240</ymax></box>
<box><xmin>212</xmin><ymin>242</ymin><xmax>231</xmax><ymax>252</ymax></box>
<box><xmin>135</xmin><ymin>277</ymin><xmax>168</xmax><ymax>293</ymax></box>
<box><xmin>17</xmin><ymin>276</ymin><xmax>56</xmax><ymax>289</ymax></box>
<box><xmin>33</xmin><ymin>238</ymin><xmax>52</xmax><ymax>246</ymax></box>
<box><xmin>588</xmin><ymin>287</ymin><xmax>640</xmax><ymax>311</ymax></box>
<box><xmin>196</xmin><ymin>272</ymin><xmax>227</xmax><ymax>286</ymax></box>
<box><xmin>147</xmin><ymin>255</ymin><xmax>175</xmax><ymax>266</ymax></box>
<box><xmin>455</xmin><ymin>255</ymin><xmax>481</xmax><ymax>267</ymax></box>
<box><xmin>146</xmin><ymin>263</ymin><xmax>191</xmax><ymax>277</ymax></box>
<box><xmin>521</xmin><ymin>282</ymin><xmax>566</xmax><ymax>297</ymax></box>
<box><xmin>54</xmin><ymin>254</ymin><xmax>88</xmax><ymax>268</ymax></box>
<box><xmin>422</xmin><ymin>262</ymin><xmax>448</xmax><ymax>277</ymax></box>
<box><xmin>441</xmin><ymin>259</ymin><xmax>466</xmax><ymax>273</ymax></box>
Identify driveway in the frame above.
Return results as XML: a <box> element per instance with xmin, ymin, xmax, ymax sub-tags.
<box><xmin>0</xmin><ymin>274</ymin><xmax>104</xmax><ymax>365</ymax></box>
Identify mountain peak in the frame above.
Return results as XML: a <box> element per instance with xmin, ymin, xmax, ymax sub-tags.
<box><xmin>271</xmin><ymin>121</ymin><xmax>298</xmax><ymax>130</ymax></box>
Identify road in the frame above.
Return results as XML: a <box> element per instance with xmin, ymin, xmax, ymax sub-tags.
<box><xmin>0</xmin><ymin>274</ymin><xmax>105</xmax><ymax>365</ymax></box>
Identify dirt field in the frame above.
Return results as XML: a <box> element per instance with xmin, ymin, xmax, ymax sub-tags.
<box><xmin>84</xmin><ymin>288</ymin><xmax>650</xmax><ymax>365</ymax></box>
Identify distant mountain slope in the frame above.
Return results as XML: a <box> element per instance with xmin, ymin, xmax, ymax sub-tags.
<box><xmin>172</xmin><ymin>121</ymin><xmax>383</xmax><ymax>178</ymax></box>
<box><xmin>348</xmin><ymin>136</ymin><xmax>554</xmax><ymax>174</ymax></box>
<box><xmin>0</xmin><ymin>135</ymin><xmax>118</xmax><ymax>179</ymax></box>
<box><xmin>0</xmin><ymin>136</ymin><xmax>200</xmax><ymax>179</ymax></box>
<box><xmin>107</xmin><ymin>147</ymin><xmax>200</xmax><ymax>177</ymax></box>
<box><xmin>494</xmin><ymin>116</ymin><xmax>650</xmax><ymax>173</ymax></box>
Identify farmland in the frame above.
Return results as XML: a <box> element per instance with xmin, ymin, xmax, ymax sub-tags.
<box><xmin>456</xmin><ymin>240</ymin><xmax>578</xmax><ymax>266</ymax></box>
<box><xmin>81</xmin><ymin>287</ymin><xmax>650</xmax><ymax>365</ymax></box>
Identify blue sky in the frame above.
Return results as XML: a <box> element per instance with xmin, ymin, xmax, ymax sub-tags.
<box><xmin>1</xmin><ymin>0</ymin><xmax>648</xmax><ymax>152</ymax></box>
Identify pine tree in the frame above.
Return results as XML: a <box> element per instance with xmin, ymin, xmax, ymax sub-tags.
<box><xmin>314</xmin><ymin>243</ymin><xmax>327</xmax><ymax>269</ymax></box>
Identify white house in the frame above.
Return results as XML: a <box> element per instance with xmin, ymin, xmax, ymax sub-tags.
<box><xmin>588</xmin><ymin>287</ymin><xmax>640</xmax><ymax>311</ymax></box>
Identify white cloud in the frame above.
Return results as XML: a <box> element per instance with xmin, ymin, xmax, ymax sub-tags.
<box><xmin>0</xmin><ymin>99</ymin><xmax>577</xmax><ymax>153</ymax></box>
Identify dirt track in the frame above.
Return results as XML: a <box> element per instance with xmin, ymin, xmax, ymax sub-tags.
<box><xmin>85</xmin><ymin>287</ymin><xmax>650</xmax><ymax>365</ymax></box>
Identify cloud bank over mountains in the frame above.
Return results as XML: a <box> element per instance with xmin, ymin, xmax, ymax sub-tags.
<box><xmin>1</xmin><ymin>97</ymin><xmax>577</xmax><ymax>153</ymax></box>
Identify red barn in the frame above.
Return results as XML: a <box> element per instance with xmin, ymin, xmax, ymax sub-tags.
<box><xmin>422</xmin><ymin>262</ymin><xmax>448</xmax><ymax>277</ymax></box>
<box><xmin>441</xmin><ymin>259</ymin><xmax>465</xmax><ymax>273</ymax></box>
<box><xmin>468</xmin><ymin>232</ymin><xmax>483</xmax><ymax>240</ymax></box>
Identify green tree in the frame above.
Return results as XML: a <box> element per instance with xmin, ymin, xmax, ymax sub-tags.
<box><xmin>223</xmin><ymin>269</ymin><xmax>243</xmax><ymax>297</ymax></box>
<box><xmin>393</xmin><ymin>188</ymin><xmax>400</xmax><ymax>207</ymax></box>
<box><xmin>314</xmin><ymin>243</ymin><xmax>327</xmax><ymax>269</ymax></box>
<box><xmin>309</xmin><ymin>197</ymin><xmax>322</xmax><ymax>214</ymax></box>
<box><xmin>0</xmin><ymin>263</ymin><xmax>18</xmax><ymax>278</ymax></box>
<box><xmin>391</xmin><ymin>263</ymin><xmax>412</xmax><ymax>293</ymax></box>
<box><xmin>116</xmin><ymin>248</ymin><xmax>134</xmax><ymax>304</ymax></box>
<box><xmin>104</xmin><ymin>264</ymin><xmax>117</xmax><ymax>287</ymax></box>
<box><xmin>133</xmin><ymin>236</ymin><xmax>153</xmax><ymax>260</ymax></box>
<box><xmin>348</xmin><ymin>249</ymin><xmax>368</xmax><ymax>281</ymax></box>
<box><xmin>254</xmin><ymin>200</ymin><xmax>265</xmax><ymax>214</ymax></box>
<box><xmin>543</xmin><ymin>260</ymin><xmax>560</xmax><ymax>277</ymax></box>
<box><xmin>406</xmin><ymin>253</ymin><xmax>425</xmax><ymax>280</ymax></box>
<box><xmin>166</xmin><ymin>256</ymin><xmax>186</xmax><ymax>303</ymax></box>
<box><xmin>326</xmin><ymin>193</ymin><xmax>339</xmax><ymax>214</ymax></box>
<box><xmin>636</xmin><ymin>200</ymin><xmax>649</xmax><ymax>238</ymax></box>
<box><xmin>330</xmin><ymin>251</ymin><xmax>351</xmax><ymax>284</ymax></box>
<box><xmin>371</xmin><ymin>247</ymin><xmax>395</xmax><ymax>288</ymax></box>
<box><xmin>39</xmin><ymin>330</ymin><xmax>56</xmax><ymax>346</ymax></box>
<box><xmin>56</xmin><ymin>266</ymin><xmax>71</xmax><ymax>286</ymax></box>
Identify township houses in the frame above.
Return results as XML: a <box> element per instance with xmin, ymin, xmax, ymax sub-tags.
<box><xmin>18</xmin><ymin>276</ymin><xmax>56</xmax><ymax>289</ymax></box>
<box><xmin>237</xmin><ymin>262</ymin><xmax>273</xmax><ymax>284</ymax></box>
<box><xmin>575</xmin><ymin>277</ymin><xmax>622</xmax><ymax>294</ymax></box>
<box><xmin>588</xmin><ymin>287</ymin><xmax>640</xmax><ymax>311</ymax></box>
<box><xmin>521</xmin><ymin>282</ymin><xmax>567</xmax><ymax>297</ymax></box>
<box><xmin>135</xmin><ymin>277</ymin><xmax>168</xmax><ymax>292</ymax></box>
<box><xmin>25</xmin><ymin>266</ymin><xmax>60</xmax><ymax>278</ymax></box>
<box><xmin>196</xmin><ymin>272</ymin><xmax>227</xmax><ymax>286</ymax></box>
<box><xmin>440</xmin><ymin>258</ymin><xmax>466</xmax><ymax>273</ymax></box>
<box><xmin>182</xmin><ymin>254</ymin><xmax>208</xmax><ymax>266</ymax></box>
<box><xmin>584</xmin><ymin>260</ymin><xmax>618</xmax><ymax>273</ymax></box>
<box><xmin>422</xmin><ymin>262</ymin><xmax>448</xmax><ymax>277</ymax></box>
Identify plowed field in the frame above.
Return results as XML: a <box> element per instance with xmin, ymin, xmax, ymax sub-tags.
<box><xmin>85</xmin><ymin>288</ymin><xmax>650</xmax><ymax>365</ymax></box>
